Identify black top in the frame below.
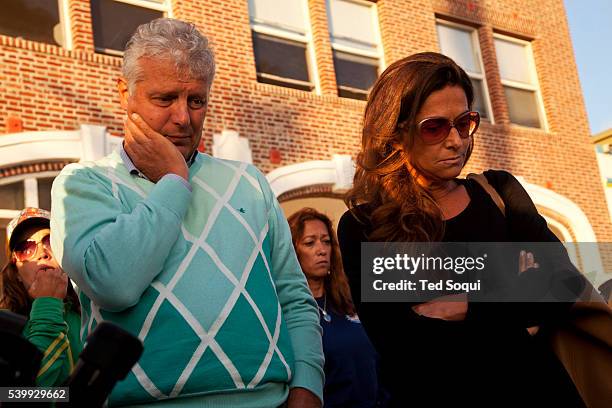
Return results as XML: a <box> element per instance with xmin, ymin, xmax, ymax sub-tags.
<box><xmin>337</xmin><ymin>170</ymin><xmax>585</xmax><ymax>407</ymax></box>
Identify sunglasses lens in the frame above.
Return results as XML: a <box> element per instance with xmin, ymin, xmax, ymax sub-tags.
<box><xmin>42</xmin><ymin>234</ymin><xmax>51</xmax><ymax>249</ymax></box>
<box><xmin>455</xmin><ymin>116</ymin><xmax>473</xmax><ymax>138</ymax></box>
<box><xmin>14</xmin><ymin>241</ymin><xmax>36</xmax><ymax>262</ymax></box>
<box><xmin>419</xmin><ymin>118</ymin><xmax>450</xmax><ymax>143</ymax></box>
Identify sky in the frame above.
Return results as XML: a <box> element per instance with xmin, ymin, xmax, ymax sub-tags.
<box><xmin>564</xmin><ymin>0</ymin><xmax>612</xmax><ymax>135</ymax></box>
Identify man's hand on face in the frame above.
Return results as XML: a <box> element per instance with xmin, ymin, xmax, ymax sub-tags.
<box><xmin>124</xmin><ymin>113</ymin><xmax>189</xmax><ymax>183</ymax></box>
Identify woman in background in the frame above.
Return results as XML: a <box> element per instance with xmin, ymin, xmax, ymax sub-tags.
<box><xmin>288</xmin><ymin>207</ymin><xmax>386</xmax><ymax>408</ymax></box>
<box><xmin>1</xmin><ymin>207</ymin><xmax>81</xmax><ymax>386</ymax></box>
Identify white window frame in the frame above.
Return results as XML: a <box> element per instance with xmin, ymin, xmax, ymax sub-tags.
<box><xmin>0</xmin><ymin>172</ymin><xmax>56</xmax><ymax>267</ymax></box>
<box><xmin>326</xmin><ymin>0</ymin><xmax>384</xmax><ymax>98</ymax></box>
<box><xmin>0</xmin><ymin>171</ymin><xmax>60</xmax><ymax>260</ymax></box>
<box><xmin>493</xmin><ymin>33</ymin><xmax>548</xmax><ymax>131</ymax></box>
<box><xmin>2</xmin><ymin>0</ymin><xmax>72</xmax><ymax>49</ymax></box>
<box><xmin>436</xmin><ymin>19</ymin><xmax>494</xmax><ymax>123</ymax></box>
<box><xmin>249</xmin><ymin>0</ymin><xmax>320</xmax><ymax>93</ymax></box>
<box><xmin>0</xmin><ymin>172</ymin><xmax>60</xmax><ymax>210</ymax></box>
<box><xmin>92</xmin><ymin>0</ymin><xmax>172</xmax><ymax>56</ymax></box>
<box><xmin>57</xmin><ymin>0</ymin><xmax>73</xmax><ymax>49</ymax></box>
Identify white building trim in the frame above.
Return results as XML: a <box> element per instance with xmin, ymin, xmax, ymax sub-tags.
<box><xmin>514</xmin><ymin>177</ymin><xmax>605</xmax><ymax>286</ymax></box>
<box><xmin>0</xmin><ymin>125</ymin><xmax>119</xmax><ymax>168</ymax></box>
<box><xmin>266</xmin><ymin>155</ymin><xmax>354</xmax><ymax>197</ymax></box>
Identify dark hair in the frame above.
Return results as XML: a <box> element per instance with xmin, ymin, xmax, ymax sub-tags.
<box><xmin>287</xmin><ymin>208</ymin><xmax>355</xmax><ymax>316</ymax></box>
<box><xmin>346</xmin><ymin>52</ymin><xmax>474</xmax><ymax>242</ymax></box>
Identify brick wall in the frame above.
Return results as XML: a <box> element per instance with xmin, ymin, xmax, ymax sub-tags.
<box><xmin>1</xmin><ymin>0</ymin><xmax>610</xmax><ymax>269</ymax></box>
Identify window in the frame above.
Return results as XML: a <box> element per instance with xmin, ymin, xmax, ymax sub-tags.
<box><xmin>0</xmin><ymin>0</ymin><xmax>70</xmax><ymax>48</ymax></box>
<box><xmin>0</xmin><ymin>174</ymin><xmax>58</xmax><ymax>266</ymax></box>
<box><xmin>91</xmin><ymin>0</ymin><xmax>168</xmax><ymax>55</ymax></box>
<box><xmin>327</xmin><ymin>0</ymin><xmax>382</xmax><ymax>100</ymax></box>
<box><xmin>436</xmin><ymin>21</ymin><xmax>492</xmax><ymax>121</ymax></box>
<box><xmin>494</xmin><ymin>34</ymin><xmax>546</xmax><ymax>129</ymax></box>
<box><xmin>249</xmin><ymin>0</ymin><xmax>316</xmax><ymax>91</ymax></box>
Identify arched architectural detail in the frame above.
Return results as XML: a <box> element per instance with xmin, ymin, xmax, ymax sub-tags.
<box><xmin>0</xmin><ymin>125</ymin><xmax>119</xmax><ymax>171</ymax></box>
<box><xmin>517</xmin><ymin>177</ymin><xmax>605</xmax><ymax>286</ymax></box>
<box><xmin>0</xmin><ymin>161</ymin><xmax>75</xmax><ymax>178</ymax></box>
<box><xmin>277</xmin><ymin>184</ymin><xmax>342</xmax><ymax>202</ymax></box>
<box><xmin>266</xmin><ymin>155</ymin><xmax>354</xmax><ymax>197</ymax></box>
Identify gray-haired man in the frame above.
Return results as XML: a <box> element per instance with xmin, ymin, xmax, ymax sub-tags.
<box><xmin>51</xmin><ymin>18</ymin><xmax>324</xmax><ymax>407</ymax></box>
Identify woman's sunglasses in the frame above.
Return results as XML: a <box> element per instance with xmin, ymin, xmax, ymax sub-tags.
<box><xmin>414</xmin><ymin>111</ymin><xmax>480</xmax><ymax>145</ymax></box>
<box><xmin>13</xmin><ymin>234</ymin><xmax>51</xmax><ymax>262</ymax></box>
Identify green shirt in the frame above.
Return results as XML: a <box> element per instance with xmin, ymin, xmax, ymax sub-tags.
<box><xmin>23</xmin><ymin>297</ymin><xmax>82</xmax><ymax>386</ymax></box>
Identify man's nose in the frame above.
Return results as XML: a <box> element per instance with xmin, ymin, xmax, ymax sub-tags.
<box><xmin>171</xmin><ymin>100</ymin><xmax>191</xmax><ymax>127</ymax></box>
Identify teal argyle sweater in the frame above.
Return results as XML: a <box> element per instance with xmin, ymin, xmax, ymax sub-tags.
<box><xmin>50</xmin><ymin>151</ymin><xmax>324</xmax><ymax>407</ymax></box>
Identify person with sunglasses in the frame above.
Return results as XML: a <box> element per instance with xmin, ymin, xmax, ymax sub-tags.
<box><xmin>0</xmin><ymin>207</ymin><xmax>81</xmax><ymax>386</ymax></box>
<box><xmin>337</xmin><ymin>53</ymin><xmax>585</xmax><ymax>406</ymax></box>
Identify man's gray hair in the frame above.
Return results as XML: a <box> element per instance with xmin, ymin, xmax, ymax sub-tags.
<box><xmin>122</xmin><ymin>18</ymin><xmax>215</xmax><ymax>91</ymax></box>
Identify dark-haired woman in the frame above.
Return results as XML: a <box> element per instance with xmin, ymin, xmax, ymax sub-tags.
<box><xmin>1</xmin><ymin>207</ymin><xmax>81</xmax><ymax>386</ymax></box>
<box><xmin>288</xmin><ymin>208</ymin><xmax>387</xmax><ymax>408</ymax></box>
<box><xmin>337</xmin><ymin>52</ymin><xmax>585</xmax><ymax>407</ymax></box>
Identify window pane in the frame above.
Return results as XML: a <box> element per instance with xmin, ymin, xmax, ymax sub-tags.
<box><xmin>470</xmin><ymin>78</ymin><xmax>488</xmax><ymax>120</ymax></box>
<box><xmin>504</xmin><ymin>86</ymin><xmax>541</xmax><ymax>128</ymax></box>
<box><xmin>91</xmin><ymin>0</ymin><xmax>163</xmax><ymax>53</ymax></box>
<box><xmin>333</xmin><ymin>50</ymin><xmax>378</xmax><ymax>99</ymax></box>
<box><xmin>437</xmin><ymin>24</ymin><xmax>480</xmax><ymax>74</ymax></box>
<box><xmin>338</xmin><ymin>87</ymin><xmax>368</xmax><ymax>101</ymax></box>
<box><xmin>252</xmin><ymin>32</ymin><xmax>311</xmax><ymax>88</ymax></box>
<box><xmin>0</xmin><ymin>181</ymin><xmax>25</xmax><ymax>210</ymax></box>
<box><xmin>249</xmin><ymin>0</ymin><xmax>306</xmax><ymax>34</ymax></box>
<box><xmin>495</xmin><ymin>38</ymin><xmax>532</xmax><ymax>84</ymax></box>
<box><xmin>37</xmin><ymin>177</ymin><xmax>55</xmax><ymax>211</ymax></box>
<box><xmin>0</xmin><ymin>0</ymin><xmax>60</xmax><ymax>45</ymax></box>
<box><xmin>328</xmin><ymin>0</ymin><xmax>377</xmax><ymax>52</ymax></box>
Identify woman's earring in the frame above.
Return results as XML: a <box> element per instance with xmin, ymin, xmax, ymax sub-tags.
<box><xmin>327</xmin><ymin>270</ymin><xmax>331</xmax><ymax>275</ymax></box>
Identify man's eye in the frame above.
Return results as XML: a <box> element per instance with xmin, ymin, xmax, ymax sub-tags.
<box><xmin>153</xmin><ymin>97</ymin><xmax>173</xmax><ymax>106</ymax></box>
<box><xmin>189</xmin><ymin>98</ymin><xmax>206</xmax><ymax>109</ymax></box>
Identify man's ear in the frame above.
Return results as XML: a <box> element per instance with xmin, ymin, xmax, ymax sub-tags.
<box><xmin>117</xmin><ymin>77</ymin><xmax>130</xmax><ymax>111</ymax></box>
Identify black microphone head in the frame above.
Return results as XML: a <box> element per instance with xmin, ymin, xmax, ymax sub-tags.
<box><xmin>0</xmin><ymin>310</ymin><xmax>28</xmax><ymax>335</ymax></box>
<box><xmin>0</xmin><ymin>332</ymin><xmax>43</xmax><ymax>385</ymax></box>
<box><xmin>80</xmin><ymin>322</ymin><xmax>144</xmax><ymax>380</ymax></box>
<box><xmin>0</xmin><ymin>311</ymin><xmax>42</xmax><ymax>386</ymax></box>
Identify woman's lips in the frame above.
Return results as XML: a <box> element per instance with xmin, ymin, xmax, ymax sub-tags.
<box><xmin>439</xmin><ymin>155</ymin><xmax>463</xmax><ymax>165</ymax></box>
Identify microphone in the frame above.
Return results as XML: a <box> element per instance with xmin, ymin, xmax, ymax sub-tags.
<box><xmin>64</xmin><ymin>321</ymin><xmax>143</xmax><ymax>407</ymax></box>
<box><xmin>0</xmin><ymin>310</ymin><xmax>42</xmax><ymax>386</ymax></box>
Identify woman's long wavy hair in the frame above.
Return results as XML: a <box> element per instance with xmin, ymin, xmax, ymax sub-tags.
<box><xmin>1</xmin><ymin>243</ymin><xmax>80</xmax><ymax>317</ymax></box>
<box><xmin>345</xmin><ymin>52</ymin><xmax>474</xmax><ymax>242</ymax></box>
<box><xmin>288</xmin><ymin>208</ymin><xmax>355</xmax><ymax>316</ymax></box>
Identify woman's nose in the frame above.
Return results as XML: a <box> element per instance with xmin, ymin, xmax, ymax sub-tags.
<box><xmin>444</xmin><ymin>126</ymin><xmax>463</xmax><ymax>148</ymax></box>
<box><xmin>37</xmin><ymin>244</ymin><xmax>52</xmax><ymax>260</ymax></box>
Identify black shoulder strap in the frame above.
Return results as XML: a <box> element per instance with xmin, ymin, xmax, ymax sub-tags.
<box><xmin>467</xmin><ymin>173</ymin><xmax>506</xmax><ymax>217</ymax></box>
